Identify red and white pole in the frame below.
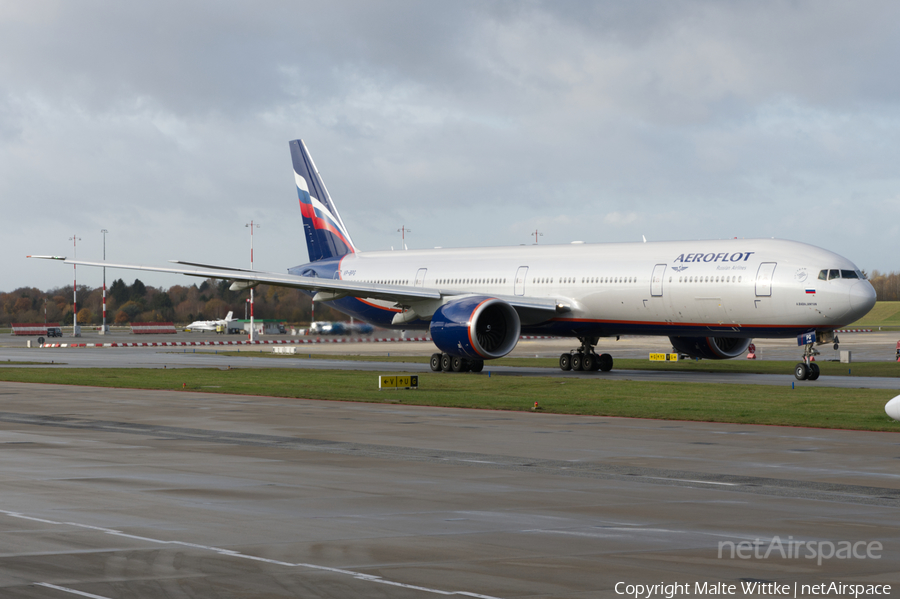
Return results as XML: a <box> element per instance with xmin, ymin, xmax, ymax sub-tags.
<box><xmin>101</xmin><ymin>229</ymin><xmax>108</xmax><ymax>334</ymax></box>
<box><xmin>246</xmin><ymin>221</ymin><xmax>260</xmax><ymax>340</ymax></box>
<box><xmin>70</xmin><ymin>234</ymin><xmax>80</xmax><ymax>336</ymax></box>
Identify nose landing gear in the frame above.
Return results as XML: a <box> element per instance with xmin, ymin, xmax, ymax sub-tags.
<box><xmin>795</xmin><ymin>342</ymin><xmax>821</xmax><ymax>381</ymax></box>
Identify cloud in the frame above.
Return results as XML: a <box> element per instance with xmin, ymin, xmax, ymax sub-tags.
<box><xmin>2</xmin><ymin>1</ymin><xmax>900</xmax><ymax>291</ymax></box>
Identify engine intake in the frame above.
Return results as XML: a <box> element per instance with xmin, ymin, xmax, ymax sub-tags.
<box><xmin>669</xmin><ymin>336</ymin><xmax>752</xmax><ymax>360</ymax></box>
<box><xmin>430</xmin><ymin>297</ymin><xmax>521</xmax><ymax>359</ymax></box>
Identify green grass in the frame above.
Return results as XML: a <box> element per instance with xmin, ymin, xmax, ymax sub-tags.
<box><xmin>851</xmin><ymin>301</ymin><xmax>900</xmax><ymax>329</ymax></box>
<box><xmin>0</xmin><ymin>367</ymin><xmax>897</xmax><ymax>432</ymax></box>
<box><xmin>211</xmin><ymin>351</ymin><xmax>900</xmax><ymax>378</ymax></box>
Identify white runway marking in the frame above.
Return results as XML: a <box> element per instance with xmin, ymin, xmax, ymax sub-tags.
<box><xmin>34</xmin><ymin>583</ymin><xmax>114</xmax><ymax>599</ymax></box>
<box><xmin>6</xmin><ymin>510</ymin><xmax>502</xmax><ymax>599</ymax></box>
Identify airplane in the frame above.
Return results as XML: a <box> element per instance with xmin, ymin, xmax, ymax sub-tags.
<box><xmin>29</xmin><ymin>139</ymin><xmax>877</xmax><ymax>381</ymax></box>
<box><xmin>184</xmin><ymin>311</ymin><xmax>235</xmax><ymax>333</ymax></box>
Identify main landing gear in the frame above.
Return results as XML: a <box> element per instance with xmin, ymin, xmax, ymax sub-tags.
<box><xmin>794</xmin><ymin>342</ymin><xmax>820</xmax><ymax>381</ymax></box>
<box><xmin>559</xmin><ymin>337</ymin><xmax>613</xmax><ymax>373</ymax></box>
<box><xmin>430</xmin><ymin>353</ymin><xmax>484</xmax><ymax>373</ymax></box>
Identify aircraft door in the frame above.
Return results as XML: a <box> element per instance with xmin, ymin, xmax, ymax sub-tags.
<box><xmin>514</xmin><ymin>266</ymin><xmax>528</xmax><ymax>296</ymax></box>
<box><xmin>755</xmin><ymin>262</ymin><xmax>777</xmax><ymax>297</ymax></box>
<box><xmin>651</xmin><ymin>264</ymin><xmax>666</xmax><ymax>297</ymax></box>
<box><xmin>414</xmin><ymin>268</ymin><xmax>427</xmax><ymax>287</ymax></box>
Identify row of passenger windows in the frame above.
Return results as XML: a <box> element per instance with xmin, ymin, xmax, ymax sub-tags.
<box><xmin>365</xmin><ymin>279</ymin><xmax>410</xmax><ymax>285</ymax></box>
<box><xmin>819</xmin><ymin>269</ymin><xmax>860</xmax><ymax>280</ymax></box>
<box><xmin>435</xmin><ymin>278</ymin><xmax>508</xmax><ymax>285</ymax></box>
<box><xmin>434</xmin><ymin>277</ymin><xmax>639</xmax><ymax>286</ymax></box>
<box><xmin>678</xmin><ymin>275</ymin><xmax>742</xmax><ymax>283</ymax></box>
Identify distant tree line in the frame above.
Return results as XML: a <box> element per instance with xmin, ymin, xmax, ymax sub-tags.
<box><xmin>867</xmin><ymin>270</ymin><xmax>900</xmax><ymax>302</ymax></box>
<box><xmin>0</xmin><ymin>278</ymin><xmax>344</xmax><ymax>326</ymax></box>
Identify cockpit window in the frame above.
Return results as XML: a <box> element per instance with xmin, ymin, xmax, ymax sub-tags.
<box><xmin>828</xmin><ymin>269</ymin><xmax>840</xmax><ymax>280</ymax></box>
<box><xmin>841</xmin><ymin>270</ymin><xmax>858</xmax><ymax>279</ymax></box>
<box><xmin>818</xmin><ymin>270</ymin><xmax>827</xmax><ymax>280</ymax></box>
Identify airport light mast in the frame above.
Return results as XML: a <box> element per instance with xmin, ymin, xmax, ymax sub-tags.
<box><xmin>531</xmin><ymin>229</ymin><xmax>543</xmax><ymax>244</ymax></box>
<box><xmin>397</xmin><ymin>225</ymin><xmax>411</xmax><ymax>249</ymax></box>
<box><xmin>245</xmin><ymin>221</ymin><xmax>260</xmax><ymax>341</ymax></box>
<box><xmin>100</xmin><ymin>229</ymin><xmax>108</xmax><ymax>335</ymax></box>
<box><xmin>69</xmin><ymin>235</ymin><xmax>81</xmax><ymax>337</ymax></box>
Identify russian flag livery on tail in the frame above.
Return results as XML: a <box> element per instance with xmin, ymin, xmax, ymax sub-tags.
<box><xmin>29</xmin><ymin>138</ymin><xmax>877</xmax><ymax>380</ymax></box>
<box><xmin>290</xmin><ymin>140</ymin><xmax>356</xmax><ymax>262</ymax></box>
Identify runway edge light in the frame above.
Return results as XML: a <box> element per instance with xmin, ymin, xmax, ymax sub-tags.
<box><xmin>885</xmin><ymin>395</ymin><xmax>900</xmax><ymax>421</ymax></box>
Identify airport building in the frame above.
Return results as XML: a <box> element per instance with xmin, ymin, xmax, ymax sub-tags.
<box><xmin>230</xmin><ymin>319</ymin><xmax>286</xmax><ymax>335</ymax></box>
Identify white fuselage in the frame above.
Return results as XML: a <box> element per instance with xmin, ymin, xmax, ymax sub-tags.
<box><xmin>324</xmin><ymin>238</ymin><xmax>875</xmax><ymax>337</ymax></box>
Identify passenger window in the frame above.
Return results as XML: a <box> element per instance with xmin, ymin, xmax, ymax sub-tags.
<box><xmin>841</xmin><ymin>270</ymin><xmax>858</xmax><ymax>279</ymax></box>
<box><xmin>828</xmin><ymin>269</ymin><xmax>840</xmax><ymax>280</ymax></box>
<box><xmin>818</xmin><ymin>270</ymin><xmax>827</xmax><ymax>280</ymax></box>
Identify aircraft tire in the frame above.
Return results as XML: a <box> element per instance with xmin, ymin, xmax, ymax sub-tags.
<box><xmin>581</xmin><ymin>353</ymin><xmax>595</xmax><ymax>372</ymax></box>
<box><xmin>469</xmin><ymin>360</ymin><xmax>484</xmax><ymax>373</ymax></box>
<box><xmin>441</xmin><ymin>353</ymin><xmax>453</xmax><ymax>372</ymax></box>
<box><xmin>559</xmin><ymin>353</ymin><xmax>572</xmax><ymax>371</ymax></box>
<box><xmin>598</xmin><ymin>353</ymin><xmax>613</xmax><ymax>372</ymax></box>
<box><xmin>37</xmin><ymin>337</ymin><xmax>45</xmax><ymax>345</ymax></box>
<box><xmin>571</xmin><ymin>353</ymin><xmax>584</xmax><ymax>371</ymax></box>
<box><xmin>807</xmin><ymin>363</ymin><xmax>820</xmax><ymax>380</ymax></box>
<box><xmin>451</xmin><ymin>356</ymin><xmax>466</xmax><ymax>372</ymax></box>
<box><xmin>794</xmin><ymin>362</ymin><xmax>809</xmax><ymax>380</ymax></box>
<box><xmin>430</xmin><ymin>353</ymin><xmax>442</xmax><ymax>372</ymax></box>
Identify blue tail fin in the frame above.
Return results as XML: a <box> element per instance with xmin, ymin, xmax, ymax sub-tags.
<box><xmin>290</xmin><ymin>139</ymin><xmax>357</xmax><ymax>262</ymax></box>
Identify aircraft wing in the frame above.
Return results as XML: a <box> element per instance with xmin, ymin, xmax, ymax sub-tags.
<box><xmin>27</xmin><ymin>256</ymin><xmax>562</xmax><ymax>317</ymax></box>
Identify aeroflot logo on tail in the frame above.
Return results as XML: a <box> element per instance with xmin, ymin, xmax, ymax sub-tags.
<box><xmin>674</xmin><ymin>252</ymin><xmax>756</xmax><ymax>263</ymax></box>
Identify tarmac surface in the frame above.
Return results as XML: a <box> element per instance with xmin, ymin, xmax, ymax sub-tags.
<box><xmin>1</xmin><ymin>330</ymin><xmax>899</xmax><ymax>597</ymax></box>
<box><xmin>0</xmin><ymin>382</ymin><xmax>898</xmax><ymax>598</ymax></box>
<box><xmin>3</xmin><ymin>330</ymin><xmax>899</xmax><ymax>390</ymax></box>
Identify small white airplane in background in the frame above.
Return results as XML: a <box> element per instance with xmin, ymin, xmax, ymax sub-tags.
<box><xmin>185</xmin><ymin>311</ymin><xmax>235</xmax><ymax>333</ymax></box>
<box><xmin>30</xmin><ymin>139</ymin><xmax>877</xmax><ymax>380</ymax></box>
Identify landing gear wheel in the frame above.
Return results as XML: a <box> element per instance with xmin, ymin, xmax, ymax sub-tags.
<box><xmin>441</xmin><ymin>353</ymin><xmax>453</xmax><ymax>372</ymax></box>
<box><xmin>581</xmin><ymin>353</ymin><xmax>595</xmax><ymax>372</ymax></box>
<box><xmin>37</xmin><ymin>336</ymin><xmax>45</xmax><ymax>345</ymax></box>
<box><xmin>598</xmin><ymin>353</ymin><xmax>613</xmax><ymax>372</ymax></box>
<box><xmin>430</xmin><ymin>353</ymin><xmax>442</xmax><ymax>372</ymax></box>
<box><xmin>833</xmin><ymin>343</ymin><xmax>839</xmax><ymax>351</ymax></box>
<box><xmin>451</xmin><ymin>356</ymin><xmax>467</xmax><ymax>372</ymax></box>
<box><xmin>571</xmin><ymin>353</ymin><xmax>584</xmax><ymax>371</ymax></box>
<box><xmin>469</xmin><ymin>360</ymin><xmax>484</xmax><ymax>373</ymax></box>
<box><xmin>559</xmin><ymin>353</ymin><xmax>572</xmax><ymax>371</ymax></box>
<box><xmin>807</xmin><ymin>362</ymin><xmax>820</xmax><ymax>380</ymax></box>
<box><xmin>794</xmin><ymin>362</ymin><xmax>809</xmax><ymax>380</ymax></box>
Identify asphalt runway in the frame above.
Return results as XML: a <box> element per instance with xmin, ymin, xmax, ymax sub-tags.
<box><xmin>7</xmin><ymin>328</ymin><xmax>900</xmax><ymax>362</ymax></box>
<box><xmin>2</xmin><ymin>334</ymin><xmax>899</xmax><ymax>389</ymax></box>
<box><xmin>0</xmin><ymin>382</ymin><xmax>897</xmax><ymax>598</ymax></box>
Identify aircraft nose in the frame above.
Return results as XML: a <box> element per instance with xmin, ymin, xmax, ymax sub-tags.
<box><xmin>849</xmin><ymin>281</ymin><xmax>876</xmax><ymax>315</ymax></box>
<box><xmin>886</xmin><ymin>395</ymin><xmax>900</xmax><ymax>421</ymax></box>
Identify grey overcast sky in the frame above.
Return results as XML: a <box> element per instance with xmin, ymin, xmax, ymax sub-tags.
<box><xmin>2</xmin><ymin>0</ymin><xmax>899</xmax><ymax>292</ymax></box>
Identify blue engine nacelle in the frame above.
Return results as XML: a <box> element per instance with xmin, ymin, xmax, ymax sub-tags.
<box><xmin>430</xmin><ymin>296</ymin><xmax>521</xmax><ymax>360</ymax></box>
<box><xmin>669</xmin><ymin>336</ymin><xmax>752</xmax><ymax>360</ymax></box>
